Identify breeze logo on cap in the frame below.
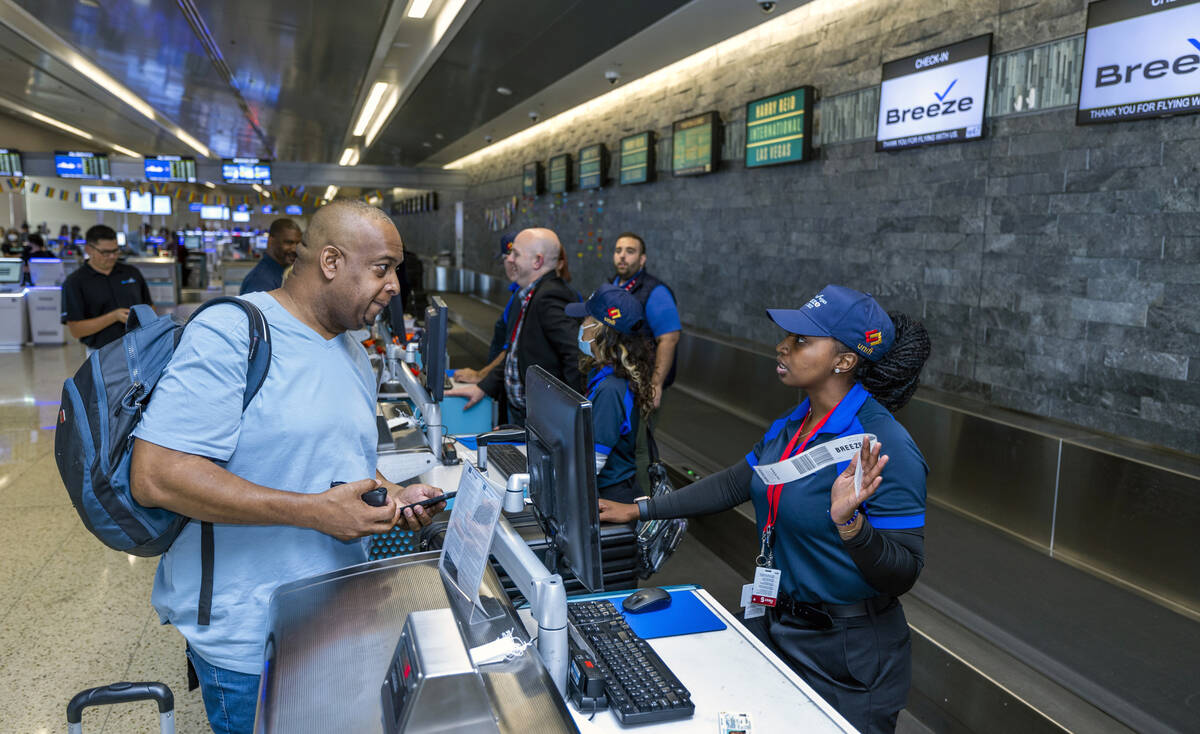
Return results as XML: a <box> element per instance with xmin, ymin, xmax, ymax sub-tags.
<box><xmin>565</xmin><ymin>283</ymin><xmax>647</xmax><ymax>335</ymax></box>
<box><xmin>766</xmin><ymin>284</ymin><xmax>896</xmax><ymax>362</ymax></box>
<box><xmin>606</xmin><ymin>307</ymin><xmax>622</xmax><ymax>323</ymax></box>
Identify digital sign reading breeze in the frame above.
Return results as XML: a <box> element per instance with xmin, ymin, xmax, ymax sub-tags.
<box><xmin>745</xmin><ymin>86</ymin><xmax>814</xmax><ymax>167</ymax></box>
<box><xmin>1078</xmin><ymin>0</ymin><xmax>1200</xmax><ymax>124</ymax></box>
<box><xmin>618</xmin><ymin>132</ymin><xmax>653</xmax><ymax>185</ymax></box>
<box><xmin>222</xmin><ymin>157</ymin><xmax>272</xmax><ymax>184</ymax></box>
<box><xmin>876</xmin><ymin>34</ymin><xmax>992</xmax><ymax>152</ymax></box>
<box><xmin>672</xmin><ymin>112</ymin><xmax>719</xmax><ymax>176</ymax></box>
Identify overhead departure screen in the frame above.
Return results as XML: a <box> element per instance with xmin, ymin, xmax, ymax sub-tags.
<box><xmin>619</xmin><ymin>132</ymin><xmax>653</xmax><ymax>185</ymax></box>
<box><xmin>672</xmin><ymin>112</ymin><xmax>719</xmax><ymax>176</ymax></box>
<box><xmin>548</xmin><ymin>154</ymin><xmax>571</xmax><ymax>194</ymax></box>
<box><xmin>578</xmin><ymin>144</ymin><xmax>605</xmax><ymax>189</ymax></box>
<box><xmin>55</xmin><ymin>151</ymin><xmax>111</xmax><ymax>180</ymax></box>
<box><xmin>522</xmin><ymin>162</ymin><xmax>542</xmax><ymax>196</ymax></box>
<box><xmin>145</xmin><ymin>155</ymin><xmax>197</xmax><ymax>182</ymax></box>
<box><xmin>0</xmin><ymin>149</ymin><xmax>23</xmax><ymax>177</ymax></box>
<box><xmin>222</xmin><ymin>157</ymin><xmax>272</xmax><ymax>184</ymax></box>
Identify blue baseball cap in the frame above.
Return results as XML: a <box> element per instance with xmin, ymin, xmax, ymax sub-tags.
<box><xmin>565</xmin><ymin>284</ymin><xmax>647</xmax><ymax>335</ymax></box>
<box><xmin>767</xmin><ymin>285</ymin><xmax>895</xmax><ymax>362</ymax></box>
<box><xmin>495</xmin><ymin>232</ymin><xmax>516</xmax><ymax>260</ymax></box>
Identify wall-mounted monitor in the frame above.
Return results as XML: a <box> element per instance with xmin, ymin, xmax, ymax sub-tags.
<box><xmin>0</xmin><ymin>149</ymin><xmax>23</xmax><ymax>177</ymax></box>
<box><xmin>672</xmin><ymin>111</ymin><xmax>719</xmax><ymax>176</ymax></box>
<box><xmin>522</xmin><ymin>161</ymin><xmax>543</xmax><ymax>196</ymax></box>
<box><xmin>284</xmin><ymin>204</ymin><xmax>302</xmax><ymax>216</ymax></box>
<box><xmin>145</xmin><ymin>155</ymin><xmax>197</xmax><ymax>182</ymax></box>
<box><xmin>746</xmin><ymin>86</ymin><xmax>814</xmax><ymax>167</ymax></box>
<box><xmin>222</xmin><ymin>157</ymin><xmax>272</xmax><ymax>184</ymax></box>
<box><xmin>55</xmin><ymin>151</ymin><xmax>111</xmax><ymax>180</ymax></box>
<box><xmin>200</xmin><ymin>205</ymin><xmax>226</xmax><ymax>220</ymax></box>
<box><xmin>548</xmin><ymin>153</ymin><xmax>571</xmax><ymax>194</ymax></box>
<box><xmin>232</xmin><ymin>211</ymin><xmax>251</xmax><ymax>223</ymax></box>
<box><xmin>79</xmin><ymin>185</ymin><xmax>127</xmax><ymax>211</ymax></box>
<box><xmin>578</xmin><ymin>144</ymin><xmax>606</xmax><ymax>189</ymax></box>
<box><xmin>188</xmin><ymin>202</ymin><xmax>203</xmax><ymax>213</ymax></box>
<box><xmin>619</xmin><ymin>132</ymin><xmax>654</xmax><ymax>185</ymax></box>
<box><xmin>153</xmin><ymin>195</ymin><xmax>172</xmax><ymax>215</ymax></box>
<box><xmin>877</xmin><ymin>34</ymin><xmax>991</xmax><ymax>152</ymax></box>
<box><xmin>128</xmin><ymin>191</ymin><xmax>154</xmax><ymax>214</ymax></box>
<box><xmin>261</xmin><ymin>204</ymin><xmax>277</xmax><ymax>215</ymax></box>
<box><xmin>1077</xmin><ymin>0</ymin><xmax>1200</xmax><ymax>125</ymax></box>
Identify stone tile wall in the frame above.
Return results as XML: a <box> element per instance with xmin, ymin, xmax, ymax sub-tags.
<box><xmin>394</xmin><ymin>0</ymin><xmax>1199</xmax><ymax>455</ymax></box>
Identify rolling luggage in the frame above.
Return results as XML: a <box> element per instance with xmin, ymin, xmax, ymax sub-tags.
<box><xmin>67</xmin><ymin>681</ymin><xmax>175</xmax><ymax>734</ymax></box>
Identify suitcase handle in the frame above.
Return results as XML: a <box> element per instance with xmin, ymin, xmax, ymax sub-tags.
<box><xmin>67</xmin><ymin>681</ymin><xmax>174</xmax><ymax>726</ymax></box>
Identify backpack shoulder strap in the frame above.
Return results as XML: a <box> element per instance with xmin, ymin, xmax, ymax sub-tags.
<box><xmin>125</xmin><ymin>304</ymin><xmax>160</xmax><ymax>332</ymax></box>
<box><xmin>645</xmin><ymin>420</ymin><xmax>661</xmax><ymax>466</ymax></box>
<box><xmin>183</xmin><ymin>297</ymin><xmax>272</xmax><ymax>410</ymax></box>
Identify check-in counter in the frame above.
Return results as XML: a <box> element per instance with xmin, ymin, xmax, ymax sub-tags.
<box><xmin>0</xmin><ymin>291</ymin><xmax>28</xmax><ymax>350</ymax></box>
<box><xmin>125</xmin><ymin>257</ymin><xmax>180</xmax><ymax>314</ymax></box>
<box><xmin>28</xmin><ymin>258</ymin><xmax>66</xmax><ymax>286</ymax></box>
<box><xmin>25</xmin><ymin>287</ymin><xmax>64</xmax><ymax>344</ymax></box>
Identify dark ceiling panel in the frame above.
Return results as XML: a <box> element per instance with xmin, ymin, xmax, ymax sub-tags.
<box><xmin>366</xmin><ymin>0</ymin><xmax>691</xmax><ymax>167</ymax></box>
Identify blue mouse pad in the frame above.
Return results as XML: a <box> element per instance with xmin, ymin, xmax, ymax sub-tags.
<box><xmin>616</xmin><ymin>590</ymin><xmax>727</xmax><ymax>640</ymax></box>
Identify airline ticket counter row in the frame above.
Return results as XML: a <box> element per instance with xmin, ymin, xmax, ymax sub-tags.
<box><xmin>253</xmin><ymin>298</ymin><xmax>860</xmax><ymax>734</ymax></box>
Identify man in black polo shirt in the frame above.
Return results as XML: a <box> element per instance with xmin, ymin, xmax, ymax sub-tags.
<box><xmin>61</xmin><ymin>224</ymin><xmax>152</xmax><ymax>352</ymax></box>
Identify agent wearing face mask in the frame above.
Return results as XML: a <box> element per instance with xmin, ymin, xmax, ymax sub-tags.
<box><xmin>565</xmin><ymin>284</ymin><xmax>657</xmax><ymax>504</ymax></box>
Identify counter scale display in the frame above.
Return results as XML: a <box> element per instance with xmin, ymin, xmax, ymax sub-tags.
<box><xmin>0</xmin><ymin>149</ymin><xmax>23</xmax><ymax>177</ymax></box>
<box><xmin>876</xmin><ymin>34</ymin><xmax>991</xmax><ymax>151</ymax></box>
<box><xmin>548</xmin><ymin>154</ymin><xmax>571</xmax><ymax>194</ymax></box>
<box><xmin>745</xmin><ymin>87</ymin><xmax>814</xmax><ymax>167</ymax></box>
<box><xmin>1077</xmin><ymin>0</ymin><xmax>1200</xmax><ymax>124</ymax></box>
<box><xmin>672</xmin><ymin>112</ymin><xmax>719</xmax><ymax>176</ymax></box>
<box><xmin>578</xmin><ymin>144</ymin><xmax>606</xmax><ymax>189</ymax></box>
<box><xmin>619</xmin><ymin>132</ymin><xmax>653</xmax><ymax>185</ymax></box>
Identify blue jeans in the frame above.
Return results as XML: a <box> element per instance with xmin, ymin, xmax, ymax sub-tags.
<box><xmin>186</xmin><ymin>646</ymin><xmax>261</xmax><ymax>734</ymax></box>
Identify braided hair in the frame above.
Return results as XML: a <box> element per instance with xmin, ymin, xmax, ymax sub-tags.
<box><xmin>851</xmin><ymin>312</ymin><xmax>931</xmax><ymax>413</ymax></box>
<box><xmin>579</xmin><ymin>325</ymin><xmax>657</xmax><ymax>418</ymax></box>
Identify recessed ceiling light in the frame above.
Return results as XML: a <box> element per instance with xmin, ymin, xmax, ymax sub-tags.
<box><xmin>422</xmin><ymin>142</ymin><xmax>432</xmax><ymax>147</ymax></box>
<box><xmin>435</xmin><ymin>133</ymin><xmax>444</xmax><ymax>139</ymax></box>
<box><xmin>496</xmin><ymin>86</ymin><xmax>512</xmax><ymax>96</ymax></box>
<box><xmin>407</xmin><ymin>0</ymin><xmax>433</xmax><ymax>19</ymax></box>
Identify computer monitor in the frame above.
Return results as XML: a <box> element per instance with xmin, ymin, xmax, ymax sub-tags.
<box><xmin>524</xmin><ymin>366</ymin><xmax>604</xmax><ymax>593</ymax></box>
<box><xmin>0</xmin><ymin>258</ymin><xmax>22</xmax><ymax>284</ymax></box>
<box><xmin>420</xmin><ymin>296</ymin><xmax>448</xmax><ymax>402</ymax></box>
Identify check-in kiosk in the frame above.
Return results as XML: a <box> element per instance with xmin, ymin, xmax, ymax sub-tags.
<box><xmin>28</xmin><ymin>257</ymin><xmax>66</xmax><ymax>286</ymax></box>
<box><xmin>0</xmin><ymin>258</ymin><xmax>27</xmax><ymax>350</ymax></box>
<box><xmin>126</xmin><ymin>257</ymin><xmax>180</xmax><ymax>315</ymax></box>
<box><xmin>25</xmin><ymin>287</ymin><xmax>65</xmax><ymax>344</ymax></box>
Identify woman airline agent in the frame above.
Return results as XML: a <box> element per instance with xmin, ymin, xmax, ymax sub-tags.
<box><xmin>599</xmin><ymin>284</ymin><xmax>931</xmax><ymax>734</ymax></box>
<box><xmin>565</xmin><ymin>284</ymin><xmax>657</xmax><ymax>504</ymax></box>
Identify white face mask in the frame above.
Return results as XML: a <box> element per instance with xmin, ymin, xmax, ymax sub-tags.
<box><xmin>5</xmin><ymin>234</ymin><xmax>15</xmax><ymax>241</ymax></box>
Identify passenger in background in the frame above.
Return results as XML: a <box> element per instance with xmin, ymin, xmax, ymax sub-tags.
<box><xmin>60</xmin><ymin>225</ymin><xmax>153</xmax><ymax>353</ymax></box>
<box><xmin>611</xmin><ymin>232</ymin><xmax>680</xmax><ymax>409</ymax></box>
<box><xmin>599</xmin><ymin>285</ymin><xmax>931</xmax><ymax>734</ymax></box>
<box><xmin>567</xmin><ymin>284</ymin><xmax>657</xmax><ymax>504</ymax></box>
<box><xmin>239</xmin><ymin>218</ymin><xmax>301</xmax><ymax>294</ymax></box>
<box><xmin>2</xmin><ymin>228</ymin><xmax>19</xmax><ymax>255</ymax></box>
<box><xmin>129</xmin><ymin>200</ymin><xmax>446</xmax><ymax>734</ymax></box>
<box><xmin>448</xmin><ymin>227</ymin><xmax>582</xmax><ymax>425</ymax></box>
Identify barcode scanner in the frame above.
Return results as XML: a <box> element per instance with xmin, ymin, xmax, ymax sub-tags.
<box><xmin>332</xmin><ymin>480</ymin><xmax>389</xmax><ymax>507</ymax></box>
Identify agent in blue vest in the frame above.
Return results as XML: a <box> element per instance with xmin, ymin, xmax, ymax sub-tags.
<box><xmin>566</xmin><ymin>284</ymin><xmax>657</xmax><ymax>504</ymax></box>
<box><xmin>599</xmin><ymin>285</ymin><xmax>931</xmax><ymax>734</ymax></box>
<box><xmin>611</xmin><ymin>232</ymin><xmax>680</xmax><ymax>407</ymax></box>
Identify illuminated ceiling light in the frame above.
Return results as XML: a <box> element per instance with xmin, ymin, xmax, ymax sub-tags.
<box><xmin>110</xmin><ymin>144</ymin><xmax>141</xmax><ymax>158</ymax></box>
<box><xmin>20</xmin><ymin>107</ymin><xmax>93</xmax><ymax>140</ymax></box>
<box><xmin>175</xmin><ymin>130</ymin><xmax>211</xmax><ymax>158</ymax></box>
<box><xmin>339</xmin><ymin>147</ymin><xmax>360</xmax><ymax>166</ymax></box>
<box><xmin>496</xmin><ymin>86</ymin><xmax>512</xmax><ymax>96</ymax></box>
<box><xmin>353</xmin><ymin>82</ymin><xmax>390</xmax><ymax>136</ymax></box>
<box><xmin>364</xmin><ymin>87</ymin><xmax>400</xmax><ymax>146</ymax></box>
<box><xmin>251</xmin><ymin>183</ymin><xmax>263</xmax><ymax>193</ymax></box>
<box><xmin>324</xmin><ymin>185</ymin><xmax>339</xmax><ymax>201</ymax></box>
<box><xmin>407</xmin><ymin>0</ymin><xmax>434</xmax><ymax>19</ymax></box>
<box><xmin>203</xmin><ymin>181</ymin><xmax>216</xmax><ymax>188</ymax></box>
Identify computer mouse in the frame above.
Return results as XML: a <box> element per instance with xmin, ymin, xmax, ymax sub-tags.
<box><xmin>622</xmin><ymin>587</ymin><xmax>672</xmax><ymax>614</ymax></box>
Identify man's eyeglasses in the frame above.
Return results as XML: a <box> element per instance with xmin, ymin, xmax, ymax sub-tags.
<box><xmin>90</xmin><ymin>247</ymin><xmax>120</xmax><ymax>257</ymax></box>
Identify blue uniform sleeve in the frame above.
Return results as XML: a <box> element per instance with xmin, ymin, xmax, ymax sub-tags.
<box><xmin>859</xmin><ymin>421</ymin><xmax>927</xmax><ymax>528</ymax></box>
<box><xmin>644</xmin><ymin>285</ymin><xmax>681</xmax><ymax>337</ymax></box>
<box><xmin>590</xmin><ymin>379</ymin><xmax>630</xmax><ymax>456</ymax></box>
<box><xmin>132</xmin><ymin>305</ymin><xmax>251</xmax><ymax>462</ymax></box>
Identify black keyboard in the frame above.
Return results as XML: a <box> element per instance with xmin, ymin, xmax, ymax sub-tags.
<box><xmin>567</xmin><ymin>600</ymin><xmax>694</xmax><ymax>725</ymax></box>
<box><xmin>485</xmin><ymin>443</ymin><xmax>527</xmax><ymax>478</ymax></box>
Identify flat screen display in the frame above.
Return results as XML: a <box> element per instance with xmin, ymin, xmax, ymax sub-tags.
<box><xmin>200</xmin><ymin>205</ymin><xmax>226</xmax><ymax>220</ymax></box>
<box><xmin>79</xmin><ymin>186</ymin><xmax>128</xmax><ymax>211</ymax></box>
<box><xmin>55</xmin><ymin>151</ymin><xmax>111</xmax><ymax>180</ymax></box>
<box><xmin>261</xmin><ymin>204</ymin><xmax>277</xmax><ymax>215</ymax></box>
<box><xmin>0</xmin><ymin>259</ymin><xmax>21</xmax><ymax>284</ymax></box>
<box><xmin>746</xmin><ymin>86</ymin><xmax>814</xmax><ymax>167</ymax></box>
<box><xmin>222</xmin><ymin>157</ymin><xmax>272</xmax><ymax>184</ymax></box>
<box><xmin>877</xmin><ymin>34</ymin><xmax>991</xmax><ymax>151</ymax></box>
<box><xmin>153</xmin><ymin>195</ymin><xmax>172</xmax><ymax>215</ymax></box>
<box><xmin>548</xmin><ymin>153</ymin><xmax>571</xmax><ymax>194</ymax></box>
<box><xmin>1078</xmin><ymin>0</ymin><xmax>1200</xmax><ymax>124</ymax></box>
<box><xmin>672</xmin><ymin>112</ymin><xmax>718</xmax><ymax>176</ymax></box>
<box><xmin>619</xmin><ymin>132</ymin><xmax>653</xmax><ymax>185</ymax></box>
<box><xmin>145</xmin><ymin>155</ymin><xmax>197</xmax><ymax>182</ymax></box>
<box><xmin>128</xmin><ymin>191</ymin><xmax>154</xmax><ymax>214</ymax></box>
<box><xmin>0</xmin><ymin>149</ymin><xmax>23</xmax><ymax>177</ymax></box>
<box><xmin>522</xmin><ymin>162</ymin><xmax>542</xmax><ymax>196</ymax></box>
<box><xmin>232</xmin><ymin>211</ymin><xmax>250</xmax><ymax>223</ymax></box>
<box><xmin>578</xmin><ymin>144</ymin><xmax>605</xmax><ymax>189</ymax></box>
<box><xmin>284</xmin><ymin>204</ymin><xmax>302</xmax><ymax>215</ymax></box>
<box><xmin>188</xmin><ymin>202</ymin><xmax>203</xmax><ymax>212</ymax></box>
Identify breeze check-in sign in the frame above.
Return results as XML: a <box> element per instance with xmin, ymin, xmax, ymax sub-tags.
<box><xmin>1078</xmin><ymin>0</ymin><xmax>1200</xmax><ymax>124</ymax></box>
<box><xmin>876</xmin><ymin>34</ymin><xmax>992</xmax><ymax>151</ymax></box>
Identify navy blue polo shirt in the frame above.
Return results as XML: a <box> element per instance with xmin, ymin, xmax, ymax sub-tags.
<box><xmin>239</xmin><ymin>256</ymin><xmax>285</xmax><ymax>295</ymax></box>
<box><xmin>587</xmin><ymin>366</ymin><xmax>639</xmax><ymax>493</ymax></box>
<box><xmin>745</xmin><ymin>383</ymin><xmax>927</xmax><ymax>605</ymax></box>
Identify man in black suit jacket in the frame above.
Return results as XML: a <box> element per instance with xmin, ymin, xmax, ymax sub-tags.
<box><xmin>449</xmin><ymin>228</ymin><xmax>581</xmax><ymax>425</ymax></box>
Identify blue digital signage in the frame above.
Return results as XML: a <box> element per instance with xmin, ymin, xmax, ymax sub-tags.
<box><xmin>55</xmin><ymin>151</ymin><xmax>111</xmax><ymax>180</ymax></box>
<box><xmin>145</xmin><ymin>156</ymin><xmax>197</xmax><ymax>182</ymax></box>
<box><xmin>284</xmin><ymin>204</ymin><xmax>302</xmax><ymax>216</ymax></box>
<box><xmin>222</xmin><ymin>157</ymin><xmax>272</xmax><ymax>185</ymax></box>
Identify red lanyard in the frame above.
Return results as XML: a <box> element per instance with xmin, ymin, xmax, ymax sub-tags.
<box><xmin>762</xmin><ymin>402</ymin><xmax>838</xmax><ymax>535</ymax></box>
<box><xmin>507</xmin><ymin>289</ymin><xmax>535</xmax><ymax>346</ymax></box>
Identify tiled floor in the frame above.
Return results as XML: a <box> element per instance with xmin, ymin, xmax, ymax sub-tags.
<box><xmin>0</xmin><ymin>343</ymin><xmax>209</xmax><ymax>733</ymax></box>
